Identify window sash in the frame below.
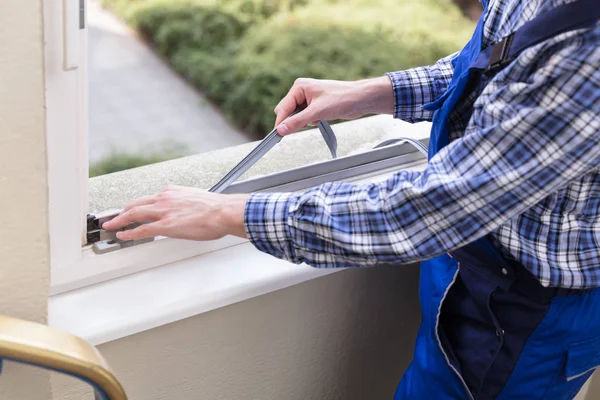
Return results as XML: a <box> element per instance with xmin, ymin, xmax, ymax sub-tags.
<box><xmin>223</xmin><ymin>138</ymin><xmax>428</xmax><ymax>194</ymax></box>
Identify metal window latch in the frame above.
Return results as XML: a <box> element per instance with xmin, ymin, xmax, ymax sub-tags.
<box><xmin>86</xmin><ymin>210</ymin><xmax>154</xmax><ymax>254</ymax></box>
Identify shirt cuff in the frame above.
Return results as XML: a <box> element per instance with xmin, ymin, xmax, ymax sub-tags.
<box><xmin>244</xmin><ymin>191</ymin><xmax>301</xmax><ymax>262</ymax></box>
<box><xmin>385</xmin><ymin>69</ymin><xmax>436</xmax><ymax>123</ymax></box>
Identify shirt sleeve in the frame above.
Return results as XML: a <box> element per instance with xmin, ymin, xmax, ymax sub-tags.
<box><xmin>245</xmin><ymin>31</ymin><xmax>600</xmax><ymax>268</ymax></box>
<box><xmin>384</xmin><ymin>52</ymin><xmax>458</xmax><ymax>123</ymax></box>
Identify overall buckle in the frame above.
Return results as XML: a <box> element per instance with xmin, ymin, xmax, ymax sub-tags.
<box><xmin>485</xmin><ymin>33</ymin><xmax>515</xmax><ymax>75</ymax></box>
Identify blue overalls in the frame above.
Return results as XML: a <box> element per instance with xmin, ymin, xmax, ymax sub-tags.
<box><xmin>393</xmin><ymin>1</ymin><xmax>600</xmax><ymax>399</ymax></box>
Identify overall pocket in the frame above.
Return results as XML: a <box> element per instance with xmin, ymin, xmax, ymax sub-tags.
<box><xmin>544</xmin><ymin>334</ymin><xmax>600</xmax><ymax>399</ymax></box>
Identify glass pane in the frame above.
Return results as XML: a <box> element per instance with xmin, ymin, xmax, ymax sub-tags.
<box><xmin>88</xmin><ymin>0</ymin><xmax>252</xmax><ymax>178</ymax></box>
<box><xmin>87</xmin><ymin>0</ymin><xmax>477</xmax><ymax>178</ymax></box>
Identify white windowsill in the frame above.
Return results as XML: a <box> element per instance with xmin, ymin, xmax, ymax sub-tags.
<box><xmin>49</xmin><ymin>242</ymin><xmax>340</xmax><ymax>345</ymax></box>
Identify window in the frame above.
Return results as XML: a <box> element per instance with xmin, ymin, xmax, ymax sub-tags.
<box><xmin>46</xmin><ymin>0</ymin><xmax>431</xmax><ymax>295</ymax></box>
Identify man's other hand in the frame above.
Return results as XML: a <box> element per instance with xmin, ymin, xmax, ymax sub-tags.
<box><xmin>274</xmin><ymin>77</ymin><xmax>394</xmax><ymax>135</ymax></box>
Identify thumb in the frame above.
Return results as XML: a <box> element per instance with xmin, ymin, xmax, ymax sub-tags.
<box><xmin>277</xmin><ymin>108</ymin><xmax>316</xmax><ymax>135</ymax></box>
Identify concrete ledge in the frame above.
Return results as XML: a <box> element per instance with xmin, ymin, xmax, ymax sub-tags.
<box><xmin>89</xmin><ymin>115</ymin><xmax>431</xmax><ymax>212</ymax></box>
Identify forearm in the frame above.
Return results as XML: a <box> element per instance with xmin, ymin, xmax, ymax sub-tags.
<box><xmin>216</xmin><ymin>193</ymin><xmax>250</xmax><ymax>239</ymax></box>
<box><xmin>345</xmin><ymin>52</ymin><xmax>459</xmax><ymax>119</ymax></box>
<box><xmin>350</xmin><ymin>77</ymin><xmax>395</xmax><ymax>116</ymax></box>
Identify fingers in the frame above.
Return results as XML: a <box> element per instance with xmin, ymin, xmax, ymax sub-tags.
<box><xmin>274</xmin><ymin>79</ymin><xmax>308</xmax><ymax>131</ymax></box>
<box><xmin>102</xmin><ymin>204</ymin><xmax>162</xmax><ymax>231</ymax></box>
<box><xmin>121</xmin><ymin>194</ymin><xmax>158</xmax><ymax>212</ymax></box>
<box><xmin>121</xmin><ymin>185</ymin><xmax>186</xmax><ymax>212</ymax></box>
<box><xmin>104</xmin><ymin>185</ymin><xmax>184</xmax><ymax>231</ymax></box>
<box><xmin>277</xmin><ymin>108</ymin><xmax>319</xmax><ymax>135</ymax></box>
<box><xmin>116</xmin><ymin>221</ymin><xmax>163</xmax><ymax>241</ymax></box>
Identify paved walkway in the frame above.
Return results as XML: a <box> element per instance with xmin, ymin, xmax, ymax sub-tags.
<box><xmin>88</xmin><ymin>0</ymin><xmax>249</xmax><ymax>163</ymax></box>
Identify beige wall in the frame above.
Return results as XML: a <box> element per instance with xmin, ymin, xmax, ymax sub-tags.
<box><xmin>0</xmin><ymin>0</ymin><xmax>52</xmax><ymax>398</ymax></box>
<box><xmin>587</xmin><ymin>372</ymin><xmax>600</xmax><ymax>398</ymax></box>
<box><xmin>576</xmin><ymin>372</ymin><xmax>600</xmax><ymax>400</ymax></box>
<box><xmin>52</xmin><ymin>266</ymin><xmax>422</xmax><ymax>400</ymax></box>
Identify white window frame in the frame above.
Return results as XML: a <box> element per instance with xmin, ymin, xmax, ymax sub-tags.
<box><xmin>45</xmin><ymin>0</ymin><xmax>429</xmax><ymax>296</ymax></box>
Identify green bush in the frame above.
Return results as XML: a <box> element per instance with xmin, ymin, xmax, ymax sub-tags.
<box><xmin>89</xmin><ymin>141</ymin><xmax>189</xmax><ymax>177</ymax></box>
<box><xmin>100</xmin><ymin>0</ymin><xmax>474</xmax><ymax>136</ymax></box>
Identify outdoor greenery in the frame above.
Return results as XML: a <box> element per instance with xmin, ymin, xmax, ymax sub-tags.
<box><xmin>89</xmin><ymin>141</ymin><xmax>189</xmax><ymax>177</ymax></box>
<box><xmin>99</xmin><ymin>0</ymin><xmax>474</xmax><ymax>137</ymax></box>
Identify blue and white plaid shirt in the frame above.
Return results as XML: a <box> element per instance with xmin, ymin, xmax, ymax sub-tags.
<box><xmin>244</xmin><ymin>0</ymin><xmax>600</xmax><ymax>289</ymax></box>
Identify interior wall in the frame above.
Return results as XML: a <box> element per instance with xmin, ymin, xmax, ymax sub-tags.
<box><xmin>52</xmin><ymin>266</ymin><xmax>422</xmax><ymax>400</ymax></box>
<box><xmin>579</xmin><ymin>372</ymin><xmax>600</xmax><ymax>400</ymax></box>
<box><xmin>588</xmin><ymin>373</ymin><xmax>600</xmax><ymax>398</ymax></box>
<box><xmin>0</xmin><ymin>0</ymin><xmax>52</xmax><ymax>398</ymax></box>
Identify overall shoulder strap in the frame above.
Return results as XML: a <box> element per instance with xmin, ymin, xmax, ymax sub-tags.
<box><xmin>472</xmin><ymin>0</ymin><xmax>600</xmax><ymax>74</ymax></box>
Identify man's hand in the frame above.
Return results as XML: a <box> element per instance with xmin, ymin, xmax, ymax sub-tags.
<box><xmin>101</xmin><ymin>185</ymin><xmax>250</xmax><ymax>241</ymax></box>
<box><xmin>275</xmin><ymin>77</ymin><xmax>394</xmax><ymax>135</ymax></box>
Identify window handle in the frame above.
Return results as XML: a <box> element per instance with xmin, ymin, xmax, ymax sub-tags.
<box><xmin>63</xmin><ymin>0</ymin><xmax>85</xmax><ymax>71</ymax></box>
<box><xmin>86</xmin><ymin>210</ymin><xmax>154</xmax><ymax>254</ymax></box>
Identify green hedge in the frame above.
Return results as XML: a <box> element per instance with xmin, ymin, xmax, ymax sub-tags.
<box><xmin>100</xmin><ymin>0</ymin><xmax>474</xmax><ymax>136</ymax></box>
<box><xmin>89</xmin><ymin>141</ymin><xmax>188</xmax><ymax>177</ymax></box>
